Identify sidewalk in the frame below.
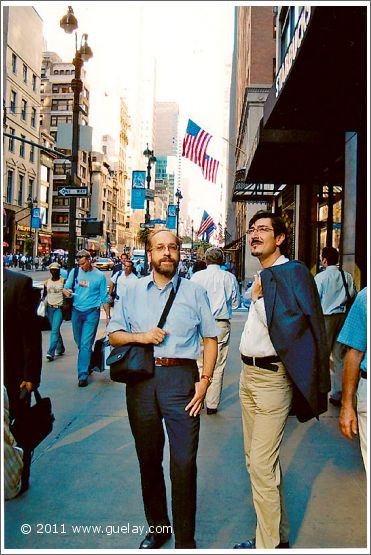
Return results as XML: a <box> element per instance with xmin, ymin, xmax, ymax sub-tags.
<box><xmin>3</xmin><ymin>310</ymin><xmax>367</xmax><ymax>551</ymax></box>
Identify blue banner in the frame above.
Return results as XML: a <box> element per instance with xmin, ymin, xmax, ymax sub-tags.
<box><xmin>31</xmin><ymin>208</ymin><xmax>41</xmax><ymax>229</ymax></box>
<box><xmin>131</xmin><ymin>170</ymin><xmax>146</xmax><ymax>210</ymax></box>
<box><xmin>167</xmin><ymin>204</ymin><xmax>177</xmax><ymax>230</ymax></box>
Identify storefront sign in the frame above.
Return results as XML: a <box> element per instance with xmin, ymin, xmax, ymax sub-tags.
<box><xmin>275</xmin><ymin>6</ymin><xmax>312</xmax><ymax>98</ymax></box>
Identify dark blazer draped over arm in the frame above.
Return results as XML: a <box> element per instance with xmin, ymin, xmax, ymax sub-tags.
<box><xmin>261</xmin><ymin>261</ymin><xmax>330</xmax><ymax>422</ymax></box>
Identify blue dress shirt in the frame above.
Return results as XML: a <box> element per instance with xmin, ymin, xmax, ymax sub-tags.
<box><xmin>108</xmin><ymin>273</ymin><xmax>219</xmax><ymax>359</ymax></box>
<box><xmin>314</xmin><ymin>265</ymin><xmax>356</xmax><ymax>314</ymax></box>
<box><xmin>337</xmin><ymin>287</ymin><xmax>367</xmax><ymax>373</ymax></box>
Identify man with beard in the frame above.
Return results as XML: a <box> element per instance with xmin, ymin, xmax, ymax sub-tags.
<box><xmin>234</xmin><ymin>211</ymin><xmax>330</xmax><ymax>550</ymax></box>
<box><xmin>108</xmin><ymin>229</ymin><xmax>218</xmax><ymax>549</ymax></box>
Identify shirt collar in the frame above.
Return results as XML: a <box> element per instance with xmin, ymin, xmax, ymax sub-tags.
<box><xmin>146</xmin><ymin>271</ymin><xmax>179</xmax><ymax>291</ymax></box>
<box><xmin>272</xmin><ymin>255</ymin><xmax>289</xmax><ymax>267</ymax></box>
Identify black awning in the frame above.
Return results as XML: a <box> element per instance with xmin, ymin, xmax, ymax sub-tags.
<box><xmin>264</xmin><ymin>6</ymin><xmax>367</xmax><ymax>132</ymax></box>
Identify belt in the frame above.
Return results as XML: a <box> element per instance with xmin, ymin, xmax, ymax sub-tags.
<box><xmin>216</xmin><ymin>319</ymin><xmax>229</xmax><ymax>322</ymax></box>
<box><xmin>360</xmin><ymin>370</ymin><xmax>367</xmax><ymax>379</ymax></box>
<box><xmin>241</xmin><ymin>354</ymin><xmax>281</xmax><ymax>372</ymax></box>
<box><xmin>154</xmin><ymin>357</ymin><xmax>195</xmax><ymax>367</ymax></box>
<box><xmin>48</xmin><ymin>304</ymin><xmax>62</xmax><ymax>309</ymax></box>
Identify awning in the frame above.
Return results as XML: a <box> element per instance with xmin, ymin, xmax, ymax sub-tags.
<box><xmin>242</xmin><ymin>6</ymin><xmax>366</xmax><ymax>188</ymax></box>
<box><xmin>39</xmin><ymin>235</ymin><xmax>52</xmax><ymax>244</ymax></box>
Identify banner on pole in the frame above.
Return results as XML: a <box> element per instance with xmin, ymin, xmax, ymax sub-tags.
<box><xmin>131</xmin><ymin>170</ymin><xmax>146</xmax><ymax>209</ymax></box>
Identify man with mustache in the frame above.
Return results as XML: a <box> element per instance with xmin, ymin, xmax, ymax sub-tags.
<box><xmin>108</xmin><ymin>229</ymin><xmax>218</xmax><ymax>549</ymax></box>
<box><xmin>234</xmin><ymin>211</ymin><xmax>330</xmax><ymax>550</ymax></box>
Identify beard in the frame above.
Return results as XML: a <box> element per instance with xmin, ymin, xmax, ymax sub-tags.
<box><xmin>151</xmin><ymin>257</ymin><xmax>178</xmax><ymax>278</ymax></box>
<box><xmin>250</xmin><ymin>240</ymin><xmax>263</xmax><ymax>257</ymax></box>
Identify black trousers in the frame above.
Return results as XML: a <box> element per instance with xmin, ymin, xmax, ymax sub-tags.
<box><xmin>126</xmin><ymin>363</ymin><xmax>200</xmax><ymax>549</ymax></box>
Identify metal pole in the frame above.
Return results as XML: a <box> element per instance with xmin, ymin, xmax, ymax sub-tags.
<box><xmin>143</xmin><ymin>158</ymin><xmax>151</xmax><ymax>276</ymax></box>
<box><xmin>67</xmin><ymin>52</ymin><xmax>83</xmax><ymax>271</ymax></box>
<box><xmin>176</xmin><ymin>196</ymin><xmax>180</xmax><ymax>236</ymax></box>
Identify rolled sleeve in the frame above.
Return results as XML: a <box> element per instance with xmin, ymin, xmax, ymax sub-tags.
<box><xmin>107</xmin><ymin>291</ymin><xmax>130</xmax><ymax>334</ymax></box>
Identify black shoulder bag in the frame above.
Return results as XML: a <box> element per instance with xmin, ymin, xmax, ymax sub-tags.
<box><xmin>62</xmin><ymin>266</ymin><xmax>79</xmax><ymax>321</ymax></box>
<box><xmin>107</xmin><ymin>278</ymin><xmax>182</xmax><ymax>384</ymax></box>
<box><xmin>339</xmin><ymin>268</ymin><xmax>354</xmax><ymax>314</ymax></box>
<box><xmin>10</xmin><ymin>389</ymin><xmax>55</xmax><ymax>450</ymax></box>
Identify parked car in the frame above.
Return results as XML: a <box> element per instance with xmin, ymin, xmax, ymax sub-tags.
<box><xmin>93</xmin><ymin>257</ymin><xmax>114</xmax><ymax>271</ymax></box>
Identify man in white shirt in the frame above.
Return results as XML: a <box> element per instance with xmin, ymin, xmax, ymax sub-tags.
<box><xmin>235</xmin><ymin>210</ymin><xmax>329</xmax><ymax>550</ymax></box>
<box><xmin>314</xmin><ymin>246</ymin><xmax>356</xmax><ymax>406</ymax></box>
<box><xmin>108</xmin><ymin>259</ymin><xmax>137</xmax><ymax>305</ymax></box>
<box><xmin>191</xmin><ymin>247</ymin><xmax>240</xmax><ymax>414</ymax></box>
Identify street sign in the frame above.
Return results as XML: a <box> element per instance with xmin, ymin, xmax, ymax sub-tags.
<box><xmin>145</xmin><ymin>189</ymin><xmax>155</xmax><ymax>200</ymax></box>
<box><xmin>140</xmin><ymin>223</ymin><xmax>155</xmax><ymax>229</ymax></box>
<box><xmin>150</xmin><ymin>219</ymin><xmax>166</xmax><ymax>225</ymax></box>
<box><xmin>58</xmin><ymin>187</ymin><xmax>89</xmax><ymax>197</ymax></box>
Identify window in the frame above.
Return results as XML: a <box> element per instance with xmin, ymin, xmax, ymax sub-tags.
<box><xmin>54</xmin><ymin>163</ymin><xmax>67</xmax><ymax>176</ymax></box>
<box><xmin>28</xmin><ymin>179</ymin><xmax>34</xmax><ymax>199</ymax></box>
<box><xmin>125</xmin><ymin>222</ymin><xmax>130</xmax><ymax>229</ymax></box>
<box><xmin>20</xmin><ymin>135</ymin><xmax>25</xmax><ymax>158</ymax></box>
<box><xmin>32</xmin><ymin>73</ymin><xmax>37</xmax><ymax>92</ymax></box>
<box><xmin>40</xmin><ymin>185</ymin><xmax>48</xmax><ymax>203</ymax></box>
<box><xmin>10</xmin><ymin>90</ymin><xmax>17</xmax><ymax>113</ymax></box>
<box><xmin>18</xmin><ymin>174</ymin><xmax>24</xmax><ymax>206</ymax></box>
<box><xmin>6</xmin><ymin>171</ymin><xmax>14</xmax><ymax>203</ymax></box>
<box><xmin>52</xmin><ymin>213</ymin><xmax>69</xmax><ymax>224</ymax></box>
<box><xmin>23</xmin><ymin>64</ymin><xmax>28</xmax><ymax>83</ymax></box>
<box><xmin>40</xmin><ymin>165</ymin><xmax>49</xmax><ymax>182</ymax></box>
<box><xmin>12</xmin><ymin>53</ymin><xmax>17</xmax><ymax>73</ymax></box>
<box><xmin>8</xmin><ymin>128</ymin><xmax>15</xmax><ymax>152</ymax></box>
<box><xmin>21</xmin><ymin>99</ymin><xmax>27</xmax><ymax>121</ymax></box>
<box><xmin>53</xmin><ymin>197</ymin><xmax>69</xmax><ymax>207</ymax></box>
<box><xmin>31</xmin><ymin>107</ymin><xmax>36</xmax><ymax>127</ymax></box>
<box><xmin>30</xmin><ymin>144</ymin><xmax>35</xmax><ymax>162</ymax></box>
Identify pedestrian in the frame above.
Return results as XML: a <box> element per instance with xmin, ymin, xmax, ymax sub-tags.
<box><xmin>63</xmin><ymin>249</ymin><xmax>111</xmax><ymax>387</ymax></box>
<box><xmin>20</xmin><ymin>254</ymin><xmax>26</xmax><ymax>271</ymax></box>
<box><xmin>43</xmin><ymin>262</ymin><xmax>66</xmax><ymax>362</ymax></box>
<box><xmin>111</xmin><ymin>252</ymin><xmax>129</xmax><ymax>277</ymax></box>
<box><xmin>189</xmin><ymin>259</ymin><xmax>207</xmax><ymax>277</ymax></box>
<box><xmin>108</xmin><ymin>229</ymin><xmax>218</xmax><ymax>549</ymax></box>
<box><xmin>337</xmin><ymin>287</ymin><xmax>367</xmax><ymax>470</ymax></box>
<box><xmin>314</xmin><ymin>246</ymin><xmax>356</xmax><ymax>406</ymax></box>
<box><xmin>134</xmin><ymin>259</ymin><xmax>144</xmax><ymax>278</ymax></box>
<box><xmin>108</xmin><ymin>259</ymin><xmax>137</xmax><ymax>306</ymax></box>
<box><xmin>34</xmin><ymin>255</ymin><xmax>40</xmax><ymax>271</ymax></box>
<box><xmin>191</xmin><ymin>246</ymin><xmax>240</xmax><ymax>414</ymax></box>
<box><xmin>234</xmin><ymin>210</ymin><xmax>330</xmax><ymax>550</ymax></box>
<box><xmin>3</xmin><ymin>268</ymin><xmax>42</xmax><ymax>494</ymax></box>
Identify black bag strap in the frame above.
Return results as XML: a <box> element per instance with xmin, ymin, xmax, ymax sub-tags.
<box><xmin>71</xmin><ymin>265</ymin><xmax>79</xmax><ymax>293</ymax></box>
<box><xmin>157</xmin><ymin>277</ymin><xmax>182</xmax><ymax>329</ymax></box>
<box><xmin>339</xmin><ymin>268</ymin><xmax>351</xmax><ymax>304</ymax></box>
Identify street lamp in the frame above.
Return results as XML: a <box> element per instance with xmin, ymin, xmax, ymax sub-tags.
<box><xmin>175</xmin><ymin>188</ymin><xmax>183</xmax><ymax>236</ymax></box>
<box><xmin>60</xmin><ymin>6</ymin><xmax>93</xmax><ymax>271</ymax></box>
<box><xmin>143</xmin><ymin>144</ymin><xmax>156</xmax><ymax>275</ymax></box>
<box><xmin>191</xmin><ymin>219</ymin><xmax>194</xmax><ymax>251</ymax></box>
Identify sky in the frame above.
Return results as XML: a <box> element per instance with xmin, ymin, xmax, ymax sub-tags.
<box><xmin>7</xmin><ymin>1</ymin><xmax>236</xmax><ymax>230</ymax></box>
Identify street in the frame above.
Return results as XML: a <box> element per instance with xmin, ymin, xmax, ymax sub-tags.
<box><xmin>3</xmin><ymin>281</ymin><xmax>367</xmax><ymax>551</ymax></box>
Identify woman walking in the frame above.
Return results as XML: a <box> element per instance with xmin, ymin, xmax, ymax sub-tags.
<box><xmin>43</xmin><ymin>263</ymin><xmax>65</xmax><ymax>361</ymax></box>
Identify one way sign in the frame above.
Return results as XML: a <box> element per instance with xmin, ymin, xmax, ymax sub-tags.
<box><xmin>58</xmin><ymin>187</ymin><xmax>89</xmax><ymax>197</ymax></box>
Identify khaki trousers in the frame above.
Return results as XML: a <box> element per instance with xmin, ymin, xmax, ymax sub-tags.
<box><xmin>197</xmin><ymin>320</ymin><xmax>231</xmax><ymax>410</ymax></box>
<box><xmin>239</xmin><ymin>361</ymin><xmax>293</xmax><ymax>549</ymax></box>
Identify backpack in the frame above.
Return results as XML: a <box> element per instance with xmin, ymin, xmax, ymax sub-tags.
<box><xmin>111</xmin><ymin>270</ymin><xmax>123</xmax><ymax>305</ymax></box>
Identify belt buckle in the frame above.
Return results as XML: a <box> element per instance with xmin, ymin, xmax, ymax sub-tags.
<box><xmin>252</xmin><ymin>356</ymin><xmax>256</xmax><ymax>366</ymax></box>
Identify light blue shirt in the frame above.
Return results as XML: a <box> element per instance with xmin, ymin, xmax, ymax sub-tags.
<box><xmin>337</xmin><ymin>287</ymin><xmax>367</xmax><ymax>373</ymax></box>
<box><xmin>64</xmin><ymin>267</ymin><xmax>110</xmax><ymax>312</ymax></box>
<box><xmin>190</xmin><ymin>264</ymin><xmax>240</xmax><ymax>319</ymax></box>
<box><xmin>314</xmin><ymin>265</ymin><xmax>356</xmax><ymax>315</ymax></box>
<box><xmin>108</xmin><ymin>272</ymin><xmax>219</xmax><ymax>359</ymax></box>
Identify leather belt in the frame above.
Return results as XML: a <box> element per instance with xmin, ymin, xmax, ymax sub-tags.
<box><xmin>241</xmin><ymin>354</ymin><xmax>281</xmax><ymax>372</ymax></box>
<box><xmin>360</xmin><ymin>370</ymin><xmax>367</xmax><ymax>379</ymax></box>
<box><xmin>48</xmin><ymin>305</ymin><xmax>62</xmax><ymax>309</ymax></box>
<box><xmin>216</xmin><ymin>319</ymin><xmax>229</xmax><ymax>322</ymax></box>
<box><xmin>155</xmin><ymin>357</ymin><xmax>195</xmax><ymax>367</ymax></box>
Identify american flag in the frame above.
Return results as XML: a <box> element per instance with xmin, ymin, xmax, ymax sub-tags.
<box><xmin>197</xmin><ymin>210</ymin><xmax>216</xmax><ymax>238</ymax></box>
<box><xmin>182</xmin><ymin>119</ymin><xmax>212</xmax><ymax>167</ymax></box>
<box><xmin>202</xmin><ymin>154</ymin><xmax>219</xmax><ymax>183</ymax></box>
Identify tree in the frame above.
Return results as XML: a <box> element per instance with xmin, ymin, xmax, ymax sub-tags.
<box><xmin>24</xmin><ymin>237</ymin><xmax>34</xmax><ymax>256</ymax></box>
<box><xmin>136</xmin><ymin>227</ymin><xmax>150</xmax><ymax>246</ymax></box>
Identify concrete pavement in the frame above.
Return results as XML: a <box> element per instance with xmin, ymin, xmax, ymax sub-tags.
<box><xmin>3</xmin><ymin>306</ymin><xmax>367</xmax><ymax>552</ymax></box>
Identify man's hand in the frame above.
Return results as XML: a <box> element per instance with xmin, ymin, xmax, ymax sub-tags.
<box><xmin>63</xmin><ymin>288</ymin><xmax>72</xmax><ymax>297</ymax></box>
<box><xmin>251</xmin><ymin>273</ymin><xmax>263</xmax><ymax>302</ymax></box>
<box><xmin>339</xmin><ymin>403</ymin><xmax>358</xmax><ymax>440</ymax></box>
<box><xmin>20</xmin><ymin>381</ymin><xmax>35</xmax><ymax>393</ymax></box>
<box><xmin>185</xmin><ymin>380</ymin><xmax>208</xmax><ymax>417</ymax></box>
<box><xmin>142</xmin><ymin>327</ymin><xmax>168</xmax><ymax>345</ymax></box>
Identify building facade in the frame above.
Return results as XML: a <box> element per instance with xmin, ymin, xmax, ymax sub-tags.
<box><xmin>3</xmin><ymin>6</ymin><xmax>44</xmax><ymax>255</ymax></box>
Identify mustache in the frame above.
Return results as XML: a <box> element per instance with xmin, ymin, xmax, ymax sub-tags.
<box><xmin>251</xmin><ymin>239</ymin><xmax>263</xmax><ymax>245</ymax></box>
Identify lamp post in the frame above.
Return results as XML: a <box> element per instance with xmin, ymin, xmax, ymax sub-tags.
<box><xmin>191</xmin><ymin>219</ymin><xmax>194</xmax><ymax>251</ymax></box>
<box><xmin>143</xmin><ymin>144</ymin><xmax>156</xmax><ymax>275</ymax></box>
<box><xmin>175</xmin><ymin>188</ymin><xmax>183</xmax><ymax>237</ymax></box>
<box><xmin>60</xmin><ymin>6</ymin><xmax>93</xmax><ymax>271</ymax></box>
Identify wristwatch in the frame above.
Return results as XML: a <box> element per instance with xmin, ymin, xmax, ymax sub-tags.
<box><xmin>200</xmin><ymin>374</ymin><xmax>212</xmax><ymax>384</ymax></box>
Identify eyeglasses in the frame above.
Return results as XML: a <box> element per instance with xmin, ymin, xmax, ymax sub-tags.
<box><xmin>150</xmin><ymin>244</ymin><xmax>179</xmax><ymax>253</ymax></box>
<box><xmin>247</xmin><ymin>226</ymin><xmax>274</xmax><ymax>236</ymax></box>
